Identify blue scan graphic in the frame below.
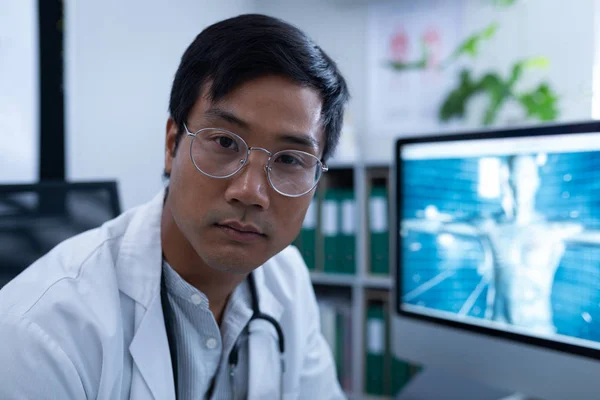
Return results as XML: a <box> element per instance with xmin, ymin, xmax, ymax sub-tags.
<box><xmin>401</xmin><ymin>152</ymin><xmax>600</xmax><ymax>344</ymax></box>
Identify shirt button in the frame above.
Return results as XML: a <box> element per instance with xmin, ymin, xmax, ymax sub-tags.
<box><xmin>190</xmin><ymin>294</ymin><xmax>202</xmax><ymax>305</ymax></box>
<box><xmin>206</xmin><ymin>338</ymin><xmax>218</xmax><ymax>350</ymax></box>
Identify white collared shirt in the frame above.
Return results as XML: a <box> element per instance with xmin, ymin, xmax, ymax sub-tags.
<box><xmin>162</xmin><ymin>260</ymin><xmax>251</xmax><ymax>400</ymax></box>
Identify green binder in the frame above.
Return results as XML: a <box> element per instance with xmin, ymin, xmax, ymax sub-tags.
<box><xmin>365</xmin><ymin>303</ymin><xmax>386</xmax><ymax>395</ymax></box>
<box><xmin>299</xmin><ymin>199</ymin><xmax>317</xmax><ymax>270</ymax></box>
<box><xmin>335</xmin><ymin>312</ymin><xmax>345</xmax><ymax>383</ymax></box>
<box><xmin>390</xmin><ymin>355</ymin><xmax>412</xmax><ymax>396</ymax></box>
<box><xmin>338</xmin><ymin>188</ymin><xmax>356</xmax><ymax>275</ymax></box>
<box><xmin>321</xmin><ymin>188</ymin><xmax>339</xmax><ymax>273</ymax></box>
<box><xmin>369</xmin><ymin>186</ymin><xmax>389</xmax><ymax>275</ymax></box>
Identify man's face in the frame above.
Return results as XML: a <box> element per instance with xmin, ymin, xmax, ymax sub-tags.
<box><xmin>164</xmin><ymin>75</ymin><xmax>324</xmax><ymax>274</ymax></box>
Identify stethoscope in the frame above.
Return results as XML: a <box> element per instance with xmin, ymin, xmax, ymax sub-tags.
<box><xmin>160</xmin><ymin>271</ymin><xmax>285</xmax><ymax>399</ymax></box>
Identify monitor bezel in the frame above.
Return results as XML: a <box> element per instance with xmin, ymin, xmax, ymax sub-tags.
<box><xmin>394</xmin><ymin>120</ymin><xmax>600</xmax><ymax>361</ymax></box>
<box><xmin>0</xmin><ymin>180</ymin><xmax>121</xmax><ymax>216</ymax></box>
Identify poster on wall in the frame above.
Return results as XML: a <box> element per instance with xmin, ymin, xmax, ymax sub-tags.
<box><xmin>367</xmin><ymin>0</ymin><xmax>465</xmax><ymax>142</ymax></box>
<box><xmin>0</xmin><ymin>0</ymin><xmax>39</xmax><ymax>183</ymax></box>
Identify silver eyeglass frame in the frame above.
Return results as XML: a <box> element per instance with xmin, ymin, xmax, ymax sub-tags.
<box><xmin>183</xmin><ymin>123</ymin><xmax>328</xmax><ymax>198</ymax></box>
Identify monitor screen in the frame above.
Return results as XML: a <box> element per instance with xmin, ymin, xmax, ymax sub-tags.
<box><xmin>396</xmin><ymin>126</ymin><xmax>600</xmax><ymax>357</ymax></box>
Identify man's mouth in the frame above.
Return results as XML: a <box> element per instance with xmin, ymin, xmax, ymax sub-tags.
<box><xmin>218</xmin><ymin>220</ymin><xmax>264</xmax><ymax>235</ymax></box>
<box><xmin>215</xmin><ymin>220</ymin><xmax>266</xmax><ymax>242</ymax></box>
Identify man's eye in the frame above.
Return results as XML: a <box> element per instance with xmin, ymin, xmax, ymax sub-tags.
<box><xmin>277</xmin><ymin>154</ymin><xmax>301</xmax><ymax>165</ymax></box>
<box><xmin>216</xmin><ymin>136</ymin><xmax>236</xmax><ymax>150</ymax></box>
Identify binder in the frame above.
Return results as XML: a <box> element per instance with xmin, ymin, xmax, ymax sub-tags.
<box><xmin>365</xmin><ymin>303</ymin><xmax>386</xmax><ymax>395</ymax></box>
<box><xmin>321</xmin><ymin>188</ymin><xmax>339</xmax><ymax>273</ymax></box>
<box><xmin>390</xmin><ymin>355</ymin><xmax>412</xmax><ymax>396</ymax></box>
<box><xmin>319</xmin><ymin>301</ymin><xmax>336</xmax><ymax>352</ymax></box>
<box><xmin>299</xmin><ymin>199</ymin><xmax>317</xmax><ymax>270</ymax></box>
<box><xmin>341</xmin><ymin>308</ymin><xmax>353</xmax><ymax>391</ymax></box>
<box><xmin>335</xmin><ymin>312</ymin><xmax>345</xmax><ymax>383</ymax></box>
<box><xmin>338</xmin><ymin>189</ymin><xmax>356</xmax><ymax>275</ymax></box>
<box><xmin>317</xmin><ymin>298</ymin><xmax>353</xmax><ymax>392</ymax></box>
<box><xmin>369</xmin><ymin>186</ymin><xmax>389</xmax><ymax>275</ymax></box>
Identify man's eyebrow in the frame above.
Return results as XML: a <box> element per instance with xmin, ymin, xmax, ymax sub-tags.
<box><xmin>205</xmin><ymin>106</ymin><xmax>320</xmax><ymax>150</ymax></box>
<box><xmin>204</xmin><ymin>107</ymin><xmax>250</xmax><ymax>129</ymax></box>
<box><xmin>278</xmin><ymin>134</ymin><xmax>320</xmax><ymax>150</ymax></box>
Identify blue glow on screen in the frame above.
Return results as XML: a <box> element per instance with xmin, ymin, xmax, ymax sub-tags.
<box><xmin>400</xmin><ymin>149</ymin><xmax>600</xmax><ymax>346</ymax></box>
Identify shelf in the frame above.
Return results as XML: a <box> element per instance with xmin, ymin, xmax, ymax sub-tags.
<box><xmin>362</xmin><ymin>275</ymin><xmax>393</xmax><ymax>289</ymax></box>
<box><xmin>310</xmin><ymin>271</ymin><xmax>356</xmax><ymax>287</ymax></box>
<box><xmin>326</xmin><ymin>159</ymin><xmax>356</xmax><ymax>169</ymax></box>
<box><xmin>309</xmin><ymin>272</ymin><xmax>394</xmax><ymax>289</ymax></box>
<box><xmin>361</xmin><ymin>396</ymin><xmax>393</xmax><ymax>400</ymax></box>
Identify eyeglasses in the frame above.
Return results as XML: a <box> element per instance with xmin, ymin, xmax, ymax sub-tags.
<box><xmin>183</xmin><ymin>124</ymin><xmax>328</xmax><ymax>197</ymax></box>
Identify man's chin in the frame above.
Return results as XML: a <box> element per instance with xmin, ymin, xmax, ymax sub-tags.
<box><xmin>200</xmin><ymin>250</ymin><xmax>266</xmax><ymax>275</ymax></box>
<box><xmin>210</xmin><ymin>264</ymin><xmax>254</xmax><ymax>275</ymax></box>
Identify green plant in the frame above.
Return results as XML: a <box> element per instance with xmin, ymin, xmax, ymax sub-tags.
<box><xmin>386</xmin><ymin>10</ymin><xmax>560</xmax><ymax>126</ymax></box>
<box><xmin>439</xmin><ymin>56</ymin><xmax>559</xmax><ymax>125</ymax></box>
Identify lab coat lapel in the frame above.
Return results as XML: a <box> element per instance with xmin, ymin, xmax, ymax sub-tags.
<box><xmin>247</xmin><ymin>267</ymin><xmax>285</xmax><ymax>400</ymax></box>
<box><xmin>129</xmin><ymin>292</ymin><xmax>175</xmax><ymax>400</ymax></box>
<box><xmin>114</xmin><ymin>190</ymin><xmax>175</xmax><ymax>399</ymax></box>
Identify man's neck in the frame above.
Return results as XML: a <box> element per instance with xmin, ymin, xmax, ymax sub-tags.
<box><xmin>160</xmin><ymin>199</ymin><xmax>246</xmax><ymax>325</ymax></box>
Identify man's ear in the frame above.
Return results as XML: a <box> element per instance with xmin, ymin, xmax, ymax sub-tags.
<box><xmin>165</xmin><ymin>118</ymin><xmax>179</xmax><ymax>176</ymax></box>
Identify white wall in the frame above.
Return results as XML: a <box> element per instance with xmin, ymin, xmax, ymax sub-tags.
<box><xmin>65</xmin><ymin>0</ymin><xmax>254</xmax><ymax>210</ymax></box>
<box><xmin>365</xmin><ymin>0</ymin><xmax>597</xmax><ymax>163</ymax></box>
<box><xmin>462</xmin><ymin>0</ymin><xmax>595</xmax><ymax>125</ymax></box>
<box><xmin>65</xmin><ymin>0</ymin><xmax>599</xmax><ymax>206</ymax></box>
<box><xmin>0</xmin><ymin>0</ymin><xmax>39</xmax><ymax>183</ymax></box>
<box><xmin>259</xmin><ymin>0</ymin><xmax>598</xmax><ymax>163</ymax></box>
<box><xmin>255</xmin><ymin>0</ymin><xmax>368</xmax><ymax>166</ymax></box>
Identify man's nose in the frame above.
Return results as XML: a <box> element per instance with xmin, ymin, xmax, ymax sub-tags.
<box><xmin>223</xmin><ymin>150</ymin><xmax>271</xmax><ymax>209</ymax></box>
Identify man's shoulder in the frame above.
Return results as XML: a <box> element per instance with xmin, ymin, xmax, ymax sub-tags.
<box><xmin>0</xmin><ymin>212</ymin><xmax>136</xmax><ymax>399</ymax></box>
<box><xmin>0</xmin><ymin>209</ymin><xmax>134</xmax><ymax>318</ymax></box>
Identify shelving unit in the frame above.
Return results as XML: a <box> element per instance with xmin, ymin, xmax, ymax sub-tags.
<box><xmin>297</xmin><ymin>159</ymin><xmax>417</xmax><ymax>399</ymax></box>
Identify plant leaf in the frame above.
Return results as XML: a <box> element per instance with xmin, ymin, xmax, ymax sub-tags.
<box><xmin>480</xmin><ymin>73</ymin><xmax>510</xmax><ymax>125</ymax></box>
<box><xmin>386</xmin><ymin>59</ymin><xmax>426</xmax><ymax>72</ymax></box>
<box><xmin>523</xmin><ymin>57</ymin><xmax>550</xmax><ymax>70</ymax></box>
<box><xmin>518</xmin><ymin>83</ymin><xmax>559</xmax><ymax>121</ymax></box>
<box><xmin>508</xmin><ymin>61</ymin><xmax>524</xmax><ymax>86</ymax></box>
<box><xmin>445</xmin><ymin>23</ymin><xmax>498</xmax><ymax>63</ymax></box>
<box><xmin>493</xmin><ymin>0</ymin><xmax>517</xmax><ymax>7</ymax></box>
<box><xmin>439</xmin><ymin>69</ymin><xmax>480</xmax><ymax>121</ymax></box>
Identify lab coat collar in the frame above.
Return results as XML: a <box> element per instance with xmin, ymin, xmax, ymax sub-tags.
<box><xmin>115</xmin><ymin>189</ymin><xmax>165</xmax><ymax>308</ymax></box>
<box><xmin>117</xmin><ymin>190</ymin><xmax>172</xmax><ymax>399</ymax></box>
<box><xmin>250</xmin><ymin>262</ymin><xmax>284</xmax><ymax>321</ymax></box>
<box><xmin>117</xmin><ymin>189</ymin><xmax>284</xmax><ymax>399</ymax></box>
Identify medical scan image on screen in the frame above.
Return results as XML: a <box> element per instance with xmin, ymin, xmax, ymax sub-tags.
<box><xmin>400</xmin><ymin>136</ymin><xmax>600</xmax><ymax>349</ymax></box>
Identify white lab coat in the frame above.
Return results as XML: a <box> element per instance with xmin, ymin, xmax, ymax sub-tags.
<box><xmin>0</xmin><ymin>191</ymin><xmax>345</xmax><ymax>400</ymax></box>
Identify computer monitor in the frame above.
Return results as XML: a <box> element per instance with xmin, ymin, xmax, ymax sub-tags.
<box><xmin>392</xmin><ymin>122</ymin><xmax>600</xmax><ymax>400</ymax></box>
<box><xmin>0</xmin><ymin>181</ymin><xmax>121</xmax><ymax>287</ymax></box>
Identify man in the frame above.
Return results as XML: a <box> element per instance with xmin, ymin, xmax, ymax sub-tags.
<box><xmin>0</xmin><ymin>14</ymin><xmax>349</xmax><ymax>399</ymax></box>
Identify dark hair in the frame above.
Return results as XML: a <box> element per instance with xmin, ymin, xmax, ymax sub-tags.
<box><xmin>165</xmin><ymin>14</ymin><xmax>349</xmax><ymax>178</ymax></box>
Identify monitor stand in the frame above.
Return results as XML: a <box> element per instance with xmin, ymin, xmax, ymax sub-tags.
<box><xmin>395</xmin><ymin>367</ymin><xmax>535</xmax><ymax>400</ymax></box>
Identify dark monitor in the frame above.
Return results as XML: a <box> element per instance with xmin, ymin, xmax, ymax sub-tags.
<box><xmin>0</xmin><ymin>181</ymin><xmax>121</xmax><ymax>287</ymax></box>
<box><xmin>392</xmin><ymin>122</ymin><xmax>600</xmax><ymax>399</ymax></box>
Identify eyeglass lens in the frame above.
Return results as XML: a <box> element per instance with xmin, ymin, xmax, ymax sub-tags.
<box><xmin>190</xmin><ymin>129</ymin><xmax>323</xmax><ymax>196</ymax></box>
